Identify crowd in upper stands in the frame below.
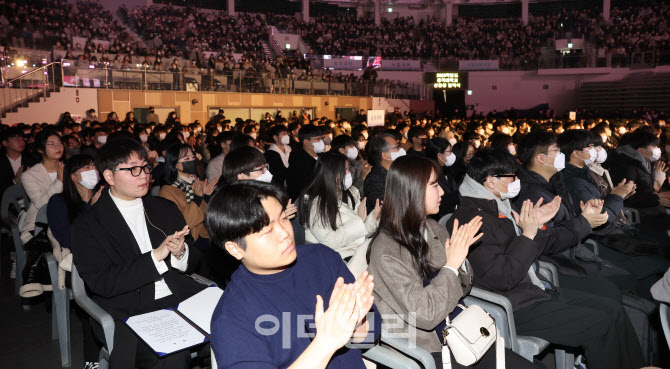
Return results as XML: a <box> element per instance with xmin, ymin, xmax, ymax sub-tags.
<box><xmin>2</xmin><ymin>1</ymin><xmax>670</xmax><ymax>71</ymax></box>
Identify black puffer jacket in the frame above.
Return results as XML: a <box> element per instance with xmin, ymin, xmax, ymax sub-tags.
<box><xmin>514</xmin><ymin>165</ymin><xmax>601</xmax><ymax>277</ymax></box>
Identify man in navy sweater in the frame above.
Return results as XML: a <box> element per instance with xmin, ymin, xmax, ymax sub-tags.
<box><xmin>205</xmin><ymin>181</ymin><xmax>381</xmax><ymax>368</ymax></box>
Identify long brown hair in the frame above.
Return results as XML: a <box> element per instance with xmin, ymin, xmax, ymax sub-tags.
<box><xmin>367</xmin><ymin>156</ymin><xmax>442</xmax><ymax>281</ymax></box>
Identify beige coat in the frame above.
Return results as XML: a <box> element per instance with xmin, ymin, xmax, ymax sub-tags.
<box><xmin>159</xmin><ymin>185</ymin><xmax>209</xmax><ymax>241</ymax></box>
<box><xmin>20</xmin><ymin>163</ymin><xmax>62</xmax><ymax>243</ymax></box>
<box><xmin>366</xmin><ymin>219</ymin><xmax>473</xmax><ymax>353</ymax></box>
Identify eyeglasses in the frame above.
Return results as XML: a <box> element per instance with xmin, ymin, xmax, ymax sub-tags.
<box><xmin>494</xmin><ymin>174</ymin><xmax>518</xmax><ymax>179</ymax></box>
<box><xmin>249</xmin><ymin>164</ymin><xmax>269</xmax><ymax>174</ymax></box>
<box><xmin>112</xmin><ymin>164</ymin><xmax>152</xmax><ymax>177</ymax></box>
<box><xmin>47</xmin><ymin>141</ymin><xmax>64</xmax><ymax>148</ymax></box>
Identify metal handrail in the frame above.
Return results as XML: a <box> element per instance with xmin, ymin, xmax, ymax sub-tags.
<box><xmin>3</xmin><ymin>61</ymin><xmax>61</xmax><ymax>86</ymax></box>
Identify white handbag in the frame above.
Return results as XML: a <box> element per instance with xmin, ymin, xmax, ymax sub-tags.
<box><xmin>440</xmin><ymin>304</ymin><xmax>505</xmax><ymax>369</ymax></box>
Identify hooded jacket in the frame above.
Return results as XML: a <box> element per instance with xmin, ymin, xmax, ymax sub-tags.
<box><xmin>448</xmin><ymin>175</ymin><xmax>551</xmax><ymax>311</ymax></box>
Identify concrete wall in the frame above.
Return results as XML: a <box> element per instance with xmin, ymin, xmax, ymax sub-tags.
<box><xmin>3</xmin><ymin>88</ymin><xmax>98</xmax><ymax>125</ymax></box>
<box><xmin>465</xmin><ymin>66</ymin><xmax>670</xmax><ymax>115</ymax></box>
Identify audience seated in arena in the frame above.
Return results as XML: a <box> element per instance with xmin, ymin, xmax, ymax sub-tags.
<box><xmin>449</xmin><ymin>148</ymin><xmax>645</xmax><ymax>369</ymax></box>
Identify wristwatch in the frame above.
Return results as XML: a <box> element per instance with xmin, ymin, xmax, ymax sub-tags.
<box><xmin>176</xmin><ymin>247</ymin><xmax>187</xmax><ymax>260</ymax></box>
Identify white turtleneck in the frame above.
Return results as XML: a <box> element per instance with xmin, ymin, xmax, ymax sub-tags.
<box><xmin>110</xmin><ymin>191</ymin><xmax>189</xmax><ymax>300</ymax></box>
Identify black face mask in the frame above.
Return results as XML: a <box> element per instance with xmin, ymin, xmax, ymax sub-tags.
<box><xmin>180</xmin><ymin>160</ymin><xmax>197</xmax><ymax>175</ymax></box>
<box><xmin>66</xmin><ymin>147</ymin><xmax>80</xmax><ymax>157</ymax></box>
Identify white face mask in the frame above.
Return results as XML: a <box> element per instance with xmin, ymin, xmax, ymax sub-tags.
<box><xmin>357</xmin><ymin>141</ymin><xmax>367</xmax><ymax>150</ymax></box>
<box><xmin>473</xmin><ymin>140</ymin><xmax>481</xmax><ymax>149</ymax></box>
<box><xmin>139</xmin><ymin>134</ymin><xmax>148</xmax><ymax>143</ymax></box>
<box><xmin>97</xmin><ymin>135</ymin><xmax>107</xmax><ymax>144</ymax></box>
<box><xmin>346</xmin><ymin>147</ymin><xmax>358</xmax><ymax>160</ymax></box>
<box><xmin>182</xmin><ymin>131</ymin><xmax>190</xmax><ymax>139</ymax></box>
<box><xmin>312</xmin><ymin>139</ymin><xmax>325</xmax><ymax>154</ymax></box>
<box><xmin>159</xmin><ymin>133</ymin><xmax>166</xmax><ymax>140</ymax></box>
<box><xmin>650</xmin><ymin>147</ymin><xmax>662</xmax><ymax>162</ymax></box>
<box><xmin>596</xmin><ymin>148</ymin><xmax>607</xmax><ymax>164</ymax></box>
<box><xmin>582</xmin><ymin>147</ymin><xmax>597</xmax><ymax>166</ymax></box>
<box><xmin>502</xmin><ymin>127</ymin><xmax>510</xmax><ymax>135</ymax></box>
<box><xmin>495</xmin><ymin>178</ymin><xmax>521</xmax><ymax>200</ymax></box>
<box><xmin>280</xmin><ymin>134</ymin><xmax>290</xmax><ymax>145</ymax></box>
<box><xmin>448</xmin><ymin>138</ymin><xmax>457</xmax><ymax>147</ymax></box>
<box><xmin>343</xmin><ymin>172</ymin><xmax>353</xmax><ymax>190</ymax></box>
<box><xmin>250</xmin><ymin>132</ymin><xmax>258</xmax><ymax>140</ymax></box>
<box><xmin>441</xmin><ymin>152</ymin><xmax>456</xmax><ymax>167</ymax></box>
<box><xmin>362</xmin><ymin>131</ymin><xmax>369</xmax><ymax>140</ymax></box>
<box><xmin>542</xmin><ymin>152</ymin><xmax>565</xmax><ymax>172</ymax></box>
<box><xmin>255</xmin><ymin>169</ymin><xmax>273</xmax><ymax>183</ymax></box>
<box><xmin>217</xmin><ymin>126</ymin><xmax>223</xmax><ymax>133</ymax></box>
<box><xmin>78</xmin><ymin>169</ymin><xmax>99</xmax><ymax>190</ymax></box>
<box><xmin>389</xmin><ymin>148</ymin><xmax>406</xmax><ymax>161</ymax></box>
<box><xmin>508</xmin><ymin>145</ymin><xmax>516</xmax><ymax>156</ymax></box>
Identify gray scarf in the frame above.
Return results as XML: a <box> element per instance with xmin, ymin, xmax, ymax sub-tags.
<box><xmin>459</xmin><ymin>174</ymin><xmax>521</xmax><ymax>235</ymax></box>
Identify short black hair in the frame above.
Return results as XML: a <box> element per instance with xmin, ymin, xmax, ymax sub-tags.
<box><xmin>425</xmin><ymin>137</ymin><xmax>450</xmax><ymax>162</ymax></box>
<box><xmin>229</xmin><ymin>134</ymin><xmax>255</xmax><ymax>152</ymax></box>
<box><xmin>297</xmin><ymin>124</ymin><xmax>322</xmax><ymax>144</ymax></box>
<box><xmin>205</xmin><ymin>181</ymin><xmax>289</xmax><ymax>250</ymax></box>
<box><xmin>1</xmin><ymin>127</ymin><xmax>23</xmax><ymax>142</ymax></box>
<box><xmin>215</xmin><ymin>131</ymin><xmax>236</xmax><ymax>146</ymax></box>
<box><xmin>624</xmin><ymin>130</ymin><xmax>660</xmax><ymax>149</ymax></box>
<box><xmin>221</xmin><ymin>146</ymin><xmax>267</xmax><ymax>185</ymax></box>
<box><xmin>268</xmin><ymin>124</ymin><xmax>288</xmax><ymax>142</ymax></box>
<box><xmin>489</xmin><ymin>133</ymin><xmax>513</xmax><ymax>151</ymax></box>
<box><xmin>330</xmin><ymin>134</ymin><xmax>355</xmax><ymax>153</ymax></box>
<box><xmin>97</xmin><ymin>138</ymin><xmax>149</xmax><ymax>173</ymax></box>
<box><xmin>366</xmin><ymin>132</ymin><xmax>394</xmax><ymax>166</ymax></box>
<box><xmin>407</xmin><ymin>126</ymin><xmax>427</xmax><ymax>140</ymax></box>
<box><xmin>557</xmin><ymin>129</ymin><xmax>594</xmax><ymax>157</ymax></box>
<box><xmin>467</xmin><ymin>148</ymin><xmax>519</xmax><ymax>184</ymax></box>
<box><xmin>517</xmin><ymin>131</ymin><xmax>557</xmax><ymax>166</ymax></box>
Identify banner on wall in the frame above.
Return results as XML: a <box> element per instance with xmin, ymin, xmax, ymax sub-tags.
<box><xmin>458</xmin><ymin>60</ymin><xmax>499</xmax><ymax>71</ymax></box>
<box><xmin>323</xmin><ymin>57</ymin><xmax>363</xmax><ymax>70</ymax></box>
<box><xmin>367</xmin><ymin>110</ymin><xmax>385</xmax><ymax>127</ymax></box>
<box><xmin>382</xmin><ymin>59</ymin><xmax>422</xmax><ymax>71</ymax></box>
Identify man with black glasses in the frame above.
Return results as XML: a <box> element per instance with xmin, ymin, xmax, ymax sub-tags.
<box><xmin>72</xmin><ymin>138</ymin><xmax>205</xmax><ymax>369</ymax></box>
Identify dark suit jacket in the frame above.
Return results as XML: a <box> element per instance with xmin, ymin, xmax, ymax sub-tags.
<box><xmin>0</xmin><ymin>153</ymin><xmax>35</xmax><ymax>197</ymax></box>
<box><xmin>71</xmin><ymin>189</ymin><xmax>205</xmax><ymax>320</ymax></box>
<box><xmin>286</xmin><ymin>148</ymin><xmax>317</xmax><ymax>200</ymax></box>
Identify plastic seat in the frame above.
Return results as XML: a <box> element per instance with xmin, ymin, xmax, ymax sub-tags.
<box><xmin>71</xmin><ymin>264</ymin><xmax>114</xmax><ymax>369</ymax></box>
<box><xmin>437</xmin><ymin>213</ymin><xmax>452</xmax><ymax>229</ymax></box>
<box><xmin>1</xmin><ymin>183</ymin><xmax>28</xmax><ymax>280</ymax></box>
<box><xmin>661</xmin><ymin>303</ymin><xmax>670</xmax><ymax>350</ymax></box>
<box><xmin>11</xmin><ymin>223</ymin><xmax>26</xmax><ymax>293</ymax></box>
<box><xmin>622</xmin><ymin>207</ymin><xmax>640</xmax><ymax>224</ymax></box>
<box><xmin>45</xmin><ymin>252</ymin><xmax>73</xmax><ymax>367</ymax></box>
<box><xmin>464</xmin><ymin>263</ymin><xmax>575</xmax><ymax>369</ymax></box>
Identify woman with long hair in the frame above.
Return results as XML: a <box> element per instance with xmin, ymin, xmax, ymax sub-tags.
<box><xmin>299</xmin><ymin>151</ymin><xmax>381</xmax><ymax>260</ymax></box>
<box><xmin>159</xmin><ymin>143</ymin><xmax>217</xmax><ymax>251</ymax></box>
<box><xmin>122</xmin><ymin>111</ymin><xmax>138</xmax><ymax>125</ymax></box>
<box><xmin>46</xmin><ymin>154</ymin><xmax>103</xmax><ymax>369</ymax></box>
<box><xmin>366</xmin><ymin>155</ymin><xmax>540</xmax><ymax>368</ymax></box>
<box><xmin>20</xmin><ymin>130</ymin><xmax>64</xmax><ymax>242</ymax></box>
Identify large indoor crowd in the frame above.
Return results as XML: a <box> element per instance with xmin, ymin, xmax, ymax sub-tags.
<box><xmin>3</xmin><ymin>103</ymin><xmax>670</xmax><ymax>368</ymax></box>
<box><xmin>2</xmin><ymin>1</ymin><xmax>670</xmax><ymax>71</ymax></box>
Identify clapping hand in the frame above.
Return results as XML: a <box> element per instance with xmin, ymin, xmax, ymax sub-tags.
<box><xmin>445</xmin><ymin>216</ymin><xmax>483</xmax><ymax>270</ymax></box>
<box><xmin>533</xmin><ymin>196</ymin><xmax>561</xmax><ymax>227</ymax></box>
<box><xmin>580</xmin><ymin>199</ymin><xmax>608</xmax><ymax>228</ymax></box>
<box><xmin>286</xmin><ymin>199</ymin><xmax>298</xmax><ymax>219</ymax></box>
<box><xmin>513</xmin><ymin>200</ymin><xmax>539</xmax><ymax>239</ymax></box>
<box><xmin>314</xmin><ymin>280</ymin><xmax>360</xmax><ymax>354</ymax></box>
